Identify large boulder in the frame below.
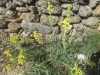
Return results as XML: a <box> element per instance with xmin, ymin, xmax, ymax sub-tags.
<box><xmin>93</xmin><ymin>5</ymin><xmax>100</xmax><ymax>17</ymax></box>
<box><xmin>20</xmin><ymin>13</ymin><xmax>39</xmax><ymax>22</ymax></box>
<box><xmin>78</xmin><ymin>6</ymin><xmax>92</xmax><ymax>18</ymax></box>
<box><xmin>21</xmin><ymin>20</ymin><xmax>52</xmax><ymax>34</ymax></box>
<box><xmin>40</xmin><ymin>14</ymin><xmax>60</xmax><ymax>26</ymax></box>
<box><xmin>82</xmin><ymin>17</ymin><xmax>99</xmax><ymax>29</ymax></box>
<box><xmin>89</xmin><ymin>0</ymin><xmax>100</xmax><ymax>8</ymax></box>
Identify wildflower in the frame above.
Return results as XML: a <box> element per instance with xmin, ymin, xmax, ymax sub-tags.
<box><xmin>4</xmin><ymin>50</ymin><xmax>12</xmax><ymax>57</ymax></box>
<box><xmin>89</xmin><ymin>61</ymin><xmax>96</xmax><ymax>69</ymax></box>
<box><xmin>70</xmin><ymin>63</ymin><xmax>84</xmax><ymax>75</ymax></box>
<box><xmin>8</xmin><ymin>35</ymin><xmax>19</xmax><ymax>44</ymax></box>
<box><xmin>77</xmin><ymin>54</ymin><xmax>87</xmax><ymax>61</ymax></box>
<box><xmin>33</xmin><ymin>31</ymin><xmax>41</xmax><ymax>42</ymax></box>
<box><xmin>61</xmin><ymin>19</ymin><xmax>72</xmax><ymax>30</ymax></box>
<box><xmin>9</xmin><ymin>57</ymin><xmax>14</xmax><ymax>62</ymax></box>
<box><xmin>18</xmin><ymin>49</ymin><xmax>25</xmax><ymax>65</ymax></box>
<box><xmin>47</xmin><ymin>1</ymin><xmax>53</xmax><ymax>13</ymax></box>
<box><xmin>5</xmin><ymin>64</ymin><xmax>12</xmax><ymax>70</ymax></box>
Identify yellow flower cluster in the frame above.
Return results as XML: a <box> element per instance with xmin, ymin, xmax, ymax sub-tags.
<box><xmin>47</xmin><ymin>0</ymin><xmax>53</xmax><ymax>13</ymax></box>
<box><xmin>5</xmin><ymin>64</ymin><xmax>12</xmax><ymax>70</ymax></box>
<box><xmin>18</xmin><ymin>49</ymin><xmax>25</xmax><ymax>65</ymax></box>
<box><xmin>61</xmin><ymin>4</ymin><xmax>72</xmax><ymax>31</ymax></box>
<box><xmin>70</xmin><ymin>64</ymin><xmax>84</xmax><ymax>75</ymax></box>
<box><xmin>4</xmin><ymin>50</ymin><xmax>14</xmax><ymax>62</ymax></box>
<box><xmin>33</xmin><ymin>31</ymin><xmax>41</xmax><ymax>42</ymax></box>
<box><xmin>8</xmin><ymin>35</ymin><xmax>19</xmax><ymax>44</ymax></box>
<box><xmin>61</xmin><ymin>18</ymin><xmax>72</xmax><ymax>30</ymax></box>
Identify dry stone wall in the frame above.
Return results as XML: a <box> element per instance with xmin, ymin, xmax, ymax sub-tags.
<box><xmin>0</xmin><ymin>0</ymin><xmax>100</xmax><ymax>41</ymax></box>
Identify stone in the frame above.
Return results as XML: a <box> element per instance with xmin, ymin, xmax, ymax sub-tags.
<box><xmin>0</xmin><ymin>7</ymin><xmax>8</xmax><ymax>15</ymax></box>
<box><xmin>78</xmin><ymin>6</ymin><xmax>92</xmax><ymax>18</ymax></box>
<box><xmin>89</xmin><ymin>0</ymin><xmax>100</xmax><ymax>8</ymax></box>
<box><xmin>13</xmin><ymin>0</ymin><xmax>25</xmax><ymax>6</ymax></box>
<box><xmin>19</xmin><ymin>0</ymin><xmax>34</xmax><ymax>4</ymax></box>
<box><xmin>73</xmin><ymin>23</ymin><xmax>84</xmax><ymax>32</ymax></box>
<box><xmin>21</xmin><ymin>20</ymin><xmax>52</xmax><ymax>34</ymax></box>
<box><xmin>40</xmin><ymin>14</ymin><xmax>59</xmax><ymax>26</ymax></box>
<box><xmin>97</xmin><ymin>23</ymin><xmax>100</xmax><ymax>31</ymax></box>
<box><xmin>16</xmin><ymin>7</ymin><xmax>29</xmax><ymax>12</ymax></box>
<box><xmin>61</xmin><ymin>9</ymin><xmax>74</xmax><ymax>17</ymax></box>
<box><xmin>53</xmin><ymin>26</ymin><xmax>60</xmax><ymax>34</ymax></box>
<box><xmin>21</xmin><ymin>30</ymin><xmax>32</xmax><ymax>38</ymax></box>
<box><xmin>48</xmin><ymin>0</ymin><xmax>60</xmax><ymax>5</ymax></box>
<box><xmin>59</xmin><ymin>0</ymin><xmax>73</xmax><ymax>2</ymax></box>
<box><xmin>20</xmin><ymin>13</ymin><xmax>39</xmax><ymax>22</ymax></box>
<box><xmin>36</xmin><ymin>0</ymin><xmax>62</xmax><ymax>15</ymax></box>
<box><xmin>82</xmin><ymin>17</ymin><xmax>99</xmax><ymax>29</ymax></box>
<box><xmin>6</xmin><ymin>2</ymin><xmax>17</xmax><ymax>10</ymax></box>
<box><xmin>0</xmin><ymin>20</ymin><xmax>7</xmax><ymax>29</ymax></box>
<box><xmin>93</xmin><ymin>5</ymin><xmax>100</xmax><ymax>17</ymax></box>
<box><xmin>83</xmin><ymin>26</ymin><xmax>98</xmax><ymax>36</ymax></box>
<box><xmin>8</xmin><ymin>23</ymin><xmax>21</xmax><ymax>33</ymax></box>
<box><xmin>0</xmin><ymin>0</ymin><xmax>8</xmax><ymax>7</ymax></box>
<box><xmin>72</xmin><ymin>3</ymin><xmax>80</xmax><ymax>12</ymax></box>
<box><xmin>5</xmin><ymin>10</ymin><xmax>17</xmax><ymax>19</ymax></box>
<box><xmin>61</xmin><ymin>4</ymin><xmax>69</xmax><ymax>9</ymax></box>
<box><xmin>70</xmin><ymin>15</ymin><xmax>81</xmax><ymax>23</ymax></box>
<box><xmin>58</xmin><ymin>16</ymin><xmax>64</xmax><ymax>26</ymax></box>
<box><xmin>70</xmin><ymin>29</ymin><xmax>84</xmax><ymax>40</ymax></box>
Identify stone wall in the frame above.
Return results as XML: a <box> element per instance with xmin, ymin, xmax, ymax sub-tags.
<box><xmin>0</xmin><ymin>0</ymin><xmax>100</xmax><ymax>41</ymax></box>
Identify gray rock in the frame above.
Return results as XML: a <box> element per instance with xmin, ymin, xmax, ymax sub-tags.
<box><xmin>40</xmin><ymin>14</ymin><xmax>59</xmax><ymax>26</ymax></box>
<box><xmin>61</xmin><ymin>9</ymin><xmax>74</xmax><ymax>17</ymax></box>
<box><xmin>0</xmin><ymin>7</ymin><xmax>8</xmax><ymax>15</ymax></box>
<box><xmin>48</xmin><ymin>0</ymin><xmax>60</xmax><ymax>5</ymax></box>
<box><xmin>5</xmin><ymin>10</ymin><xmax>17</xmax><ymax>18</ymax></box>
<box><xmin>13</xmin><ymin>0</ymin><xmax>25</xmax><ymax>6</ymax></box>
<box><xmin>70</xmin><ymin>15</ymin><xmax>81</xmax><ymax>23</ymax></box>
<box><xmin>61</xmin><ymin>4</ymin><xmax>69</xmax><ymax>9</ymax></box>
<box><xmin>6</xmin><ymin>2</ymin><xmax>17</xmax><ymax>10</ymax></box>
<box><xmin>0</xmin><ymin>20</ymin><xmax>7</xmax><ymax>29</ymax></box>
<box><xmin>16</xmin><ymin>7</ymin><xmax>29</xmax><ymax>12</ymax></box>
<box><xmin>73</xmin><ymin>23</ymin><xmax>84</xmax><ymax>32</ymax></box>
<box><xmin>58</xmin><ymin>16</ymin><xmax>64</xmax><ymax>26</ymax></box>
<box><xmin>8</xmin><ymin>23</ymin><xmax>21</xmax><ymax>33</ymax></box>
<box><xmin>78</xmin><ymin>6</ymin><xmax>92</xmax><ymax>18</ymax></box>
<box><xmin>59</xmin><ymin>0</ymin><xmax>73</xmax><ymax>2</ymax></box>
<box><xmin>21</xmin><ymin>20</ymin><xmax>52</xmax><ymax>34</ymax></box>
<box><xmin>89</xmin><ymin>0</ymin><xmax>100</xmax><ymax>8</ymax></box>
<box><xmin>21</xmin><ymin>30</ymin><xmax>32</xmax><ymax>38</ymax></box>
<box><xmin>82</xmin><ymin>17</ymin><xmax>99</xmax><ymax>29</ymax></box>
<box><xmin>83</xmin><ymin>26</ymin><xmax>98</xmax><ymax>36</ymax></box>
<box><xmin>20</xmin><ymin>13</ymin><xmax>39</xmax><ymax>22</ymax></box>
<box><xmin>93</xmin><ymin>5</ymin><xmax>100</xmax><ymax>17</ymax></box>
<box><xmin>19</xmin><ymin>0</ymin><xmax>34</xmax><ymax>4</ymax></box>
<box><xmin>0</xmin><ymin>0</ymin><xmax>8</xmax><ymax>7</ymax></box>
<box><xmin>36</xmin><ymin>0</ymin><xmax>62</xmax><ymax>15</ymax></box>
<box><xmin>72</xmin><ymin>3</ymin><xmax>80</xmax><ymax>12</ymax></box>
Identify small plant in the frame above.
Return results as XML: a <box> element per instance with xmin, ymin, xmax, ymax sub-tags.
<box><xmin>4</xmin><ymin>34</ymin><xmax>27</xmax><ymax>70</ymax></box>
<box><xmin>61</xmin><ymin>4</ymin><xmax>72</xmax><ymax>50</ymax></box>
<box><xmin>70</xmin><ymin>63</ymin><xmax>84</xmax><ymax>75</ymax></box>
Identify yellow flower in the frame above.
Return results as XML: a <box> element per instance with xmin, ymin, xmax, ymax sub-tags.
<box><xmin>89</xmin><ymin>61</ymin><xmax>96</xmax><ymax>69</ymax></box>
<box><xmin>4</xmin><ymin>50</ymin><xmax>12</xmax><ymax>57</ymax></box>
<box><xmin>9</xmin><ymin>35</ymin><xmax>19</xmax><ymax>44</ymax></box>
<box><xmin>18</xmin><ymin>50</ymin><xmax>25</xmax><ymax>65</ymax></box>
<box><xmin>70</xmin><ymin>63</ymin><xmax>84</xmax><ymax>75</ymax></box>
<box><xmin>47</xmin><ymin>1</ymin><xmax>53</xmax><ymax>12</ymax></box>
<box><xmin>33</xmin><ymin>31</ymin><xmax>41</xmax><ymax>42</ymax></box>
<box><xmin>5</xmin><ymin>64</ymin><xmax>12</xmax><ymax>70</ymax></box>
<box><xmin>9</xmin><ymin>57</ymin><xmax>14</xmax><ymax>62</ymax></box>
